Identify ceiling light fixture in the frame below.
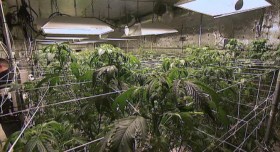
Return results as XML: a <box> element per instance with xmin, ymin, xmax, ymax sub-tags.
<box><xmin>124</xmin><ymin>22</ymin><xmax>178</xmax><ymax>37</ymax></box>
<box><xmin>37</xmin><ymin>41</ymin><xmax>66</xmax><ymax>45</ymax></box>
<box><xmin>45</xmin><ymin>36</ymin><xmax>89</xmax><ymax>40</ymax></box>
<box><xmin>174</xmin><ymin>0</ymin><xmax>271</xmax><ymax>17</ymax></box>
<box><xmin>41</xmin><ymin>16</ymin><xmax>114</xmax><ymax>35</ymax></box>
<box><xmin>100</xmin><ymin>29</ymin><xmax>136</xmax><ymax>41</ymax></box>
<box><xmin>72</xmin><ymin>40</ymin><xmax>106</xmax><ymax>45</ymax></box>
<box><xmin>35</xmin><ymin>39</ymin><xmax>66</xmax><ymax>42</ymax></box>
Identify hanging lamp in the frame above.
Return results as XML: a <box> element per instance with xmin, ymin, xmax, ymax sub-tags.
<box><xmin>99</xmin><ymin>0</ymin><xmax>135</xmax><ymax>41</ymax></box>
<box><xmin>41</xmin><ymin>16</ymin><xmax>114</xmax><ymax>35</ymax></box>
<box><xmin>174</xmin><ymin>0</ymin><xmax>271</xmax><ymax>18</ymax></box>
<box><xmin>45</xmin><ymin>36</ymin><xmax>88</xmax><ymax>40</ymax></box>
<box><xmin>100</xmin><ymin>29</ymin><xmax>136</xmax><ymax>41</ymax></box>
<box><xmin>124</xmin><ymin>22</ymin><xmax>178</xmax><ymax>37</ymax></box>
<box><xmin>72</xmin><ymin>40</ymin><xmax>106</xmax><ymax>45</ymax></box>
<box><xmin>124</xmin><ymin>0</ymin><xmax>178</xmax><ymax>37</ymax></box>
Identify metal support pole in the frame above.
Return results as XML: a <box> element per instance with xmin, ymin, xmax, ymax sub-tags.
<box><xmin>0</xmin><ymin>0</ymin><xmax>13</xmax><ymax>62</ymax></box>
<box><xmin>198</xmin><ymin>14</ymin><xmax>203</xmax><ymax>47</ymax></box>
<box><xmin>264</xmin><ymin>70</ymin><xmax>280</xmax><ymax>144</ymax></box>
<box><xmin>74</xmin><ymin>0</ymin><xmax>77</xmax><ymax>16</ymax></box>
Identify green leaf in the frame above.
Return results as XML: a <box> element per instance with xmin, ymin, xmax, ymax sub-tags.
<box><xmin>113</xmin><ymin>87</ymin><xmax>136</xmax><ymax>111</ymax></box>
<box><xmin>35</xmin><ymin>140</ymin><xmax>48</xmax><ymax>152</ymax></box>
<box><xmin>161</xmin><ymin>112</ymin><xmax>182</xmax><ymax>125</ymax></box>
<box><xmin>179</xmin><ymin>112</ymin><xmax>194</xmax><ymax>129</ymax></box>
<box><xmin>97</xmin><ymin>116</ymin><xmax>147</xmax><ymax>152</ymax></box>
<box><xmin>70</xmin><ymin>62</ymin><xmax>80</xmax><ymax>79</ymax></box>
<box><xmin>50</xmin><ymin>76</ymin><xmax>60</xmax><ymax>87</ymax></box>
<box><xmin>36</xmin><ymin>74</ymin><xmax>59</xmax><ymax>88</ymax></box>
<box><xmin>79</xmin><ymin>70</ymin><xmax>92</xmax><ymax>81</ymax></box>
<box><xmin>25</xmin><ymin>137</ymin><xmax>39</xmax><ymax>152</ymax></box>
<box><xmin>193</xmin><ymin>81</ymin><xmax>230</xmax><ymax>125</ymax></box>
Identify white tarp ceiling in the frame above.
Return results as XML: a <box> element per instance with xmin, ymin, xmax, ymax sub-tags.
<box><xmin>175</xmin><ymin>0</ymin><xmax>271</xmax><ymax>17</ymax></box>
<box><xmin>41</xmin><ymin>16</ymin><xmax>114</xmax><ymax>35</ymax></box>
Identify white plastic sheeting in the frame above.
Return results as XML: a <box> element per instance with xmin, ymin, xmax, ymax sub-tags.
<box><xmin>41</xmin><ymin>16</ymin><xmax>114</xmax><ymax>35</ymax></box>
<box><xmin>175</xmin><ymin>0</ymin><xmax>271</xmax><ymax>17</ymax></box>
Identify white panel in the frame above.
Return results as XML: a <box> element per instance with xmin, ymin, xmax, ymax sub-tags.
<box><xmin>42</xmin><ymin>16</ymin><xmax>114</xmax><ymax>35</ymax></box>
<box><xmin>45</xmin><ymin>36</ymin><xmax>88</xmax><ymax>40</ymax></box>
<box><xmin>35</xmin><ymin>39</ymin><xmax>65</xmax><ymax>42</ymax></box>
<box><xmin>72</xmin><ymin>40</ymin><xmax>106</xmax><ymax>44</ymax></box>
<box><xmin>125</xmin><ymin>22</ymin><xmax>178</xmax><ymax>37</ymax></box>
<box><xmin>175</xmin><ymin>0</ymin><xmax>271</xmax><ymax>17</ymax></box>
<box><xmin>105</xmin><ymin>38</ymin><xmax>137</xmax><ymax>41</ymax></box>
<box><xmin>100</xmin><ymin>30</ymin><xmax>136</xmax><ymax>41</ymax></box>
<box><xmin>141</xmin><ymin>23</ymin><xmax>178</xmax><ymax>36</ymax></box>
<box><xmin>37</xmin><ymin>41</ymin><xmax>66</xmax><ymax>45</ymax></box>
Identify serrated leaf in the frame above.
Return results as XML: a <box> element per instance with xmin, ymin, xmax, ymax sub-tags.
<box><xmin>70</xmin><ymin>62</ymin><xmax>80</xmax><ymax>79</ymax></box>
<box><xmin>113</xmin><ymin>87</ymin><xmax>136</xmax><ymax>111</ymax></box>
<box><xmin>97</xmin><ymin>116</ymin><xmax>147</xmax><ymax>152</ymax></box>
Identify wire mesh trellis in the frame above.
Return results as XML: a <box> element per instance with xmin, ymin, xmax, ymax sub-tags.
<box><xmin>198</xmin><ymin>66</ymin><xmax>278</xmax><ymax>152</ymax></box>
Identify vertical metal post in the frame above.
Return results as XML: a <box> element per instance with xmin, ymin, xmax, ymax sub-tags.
<box><xmin>91</xmin><ymin>0</ymin><xmax>94</xmax><ymax>17</ymax></box>
<box><xmin>0</xmin><ymin>0</ymin><xmax>13</xmax><ymax>62</ymax></box>
<box><xmin>74</xmin><ymin>0</ymin><xmax>77</xmax><ymax>16</ymax></box>
<box><xmin>198</xmin><ymin>14</ymin><xmax>203</xmax><ymax>47</ymax></box>
<box><xmin>264</xmin><ymin>70</ymin><xmax>280</xmax><ymax>144</ymax></box>
<box><xmin>126</xmin><ymin>40</ymin><xmax>128</xmax><ymax>53</ymax></box>
<box><xmin>107</xmin><ymin>0</ymin><xmax>110</xmax><ymax>19</ymax></box>
<box><xmin>181</xmin><ymin>23</ymin><xmax>184</xmax><ymax>53</ymax></box>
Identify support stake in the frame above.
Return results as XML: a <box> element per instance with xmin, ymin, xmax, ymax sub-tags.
<box><xmin>264</xmin><ymin>70</ymin><xmax>280</xmax><ymax>144</ymax></box>
<box><xmin>0</xmin><ymin>0</ymin><xmax>13</xmax><ymax>62</ymax></box>
<box><xmin>198</xmin><ymin>14</ymin><xmax>203</xmax><ymax>47</ymax></box>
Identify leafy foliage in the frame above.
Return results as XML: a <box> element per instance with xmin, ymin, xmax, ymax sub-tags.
<box><xmin>10</xmin><ymin>42</ymin><xmax>278</xmax><ymax>152</ymax></box>
<box><xmin>96</xmin><ymin>116</ymin><xmax>148</xmax><ymax>152</ymax></box>
<box><xmin>4</xmin><ymin>121</ymin><xmax>85</xmax><ymax>152</ymax></box>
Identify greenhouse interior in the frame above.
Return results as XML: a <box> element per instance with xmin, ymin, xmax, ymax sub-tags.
<box><xmin>1</xmin><ymin>0</ymin><xmax>280</xmax><ymax>151</ymax></box>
